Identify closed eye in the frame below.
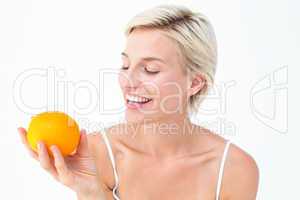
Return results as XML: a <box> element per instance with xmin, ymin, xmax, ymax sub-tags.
<box><xmin>120</xmin><ymin>66</ymin><xmax>159</xmax><ymax>74</ymax></box>
<box><xmin>120</xmin><ymin>66</ymin><xmax>129</xmax><ymax>70</ymax></box>
<box><xmin>144</xmin><ymin>67</ymin><xmax>159</xmax><ymax>74</ymax></box>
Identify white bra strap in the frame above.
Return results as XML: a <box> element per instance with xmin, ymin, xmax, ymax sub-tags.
<box><xmin>100</xmin><ymin>128</ymin><xmax>120</xmax><ymax>189</ymax></box>
<box><xmin>216</xmin><ymin>140</ymin><xmax>231</xmax><ymax>200</ymax></box>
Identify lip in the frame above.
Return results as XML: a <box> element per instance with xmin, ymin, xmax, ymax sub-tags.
<box><xmin>125</xmin><ymin>93</ymin><xmax>152</xmax><ymax>99</ymax></box>
<box><xmin>126</xmin><ymin>99</ymin><xmax>153</xmax><ymax>109</ymax></box>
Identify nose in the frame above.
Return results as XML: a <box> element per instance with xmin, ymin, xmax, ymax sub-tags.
<box><xmin>119</xmin><ymin>67</ymin><xmax>141</xmax><ymax>89</ymax></box>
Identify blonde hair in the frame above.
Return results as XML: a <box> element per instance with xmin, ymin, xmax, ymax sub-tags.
<box><xmin>124</xmin><ymin>4</ymin><xmax>218</xmax><ymax>114</ymax></box>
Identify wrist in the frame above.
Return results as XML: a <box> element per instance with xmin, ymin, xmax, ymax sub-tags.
<box><xmin>76</xmin><ymin>191</ymin><xmax>104</xmax><ymax>200</ymax></box>
<box><xmin>76</xmin><ymin>194</ymin><xmax>97</xmax><ymax>200</ymax></box>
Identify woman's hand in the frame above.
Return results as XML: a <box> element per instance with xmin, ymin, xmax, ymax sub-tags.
<box><xmin>18</xmin><ymin>127</ymin><xmax>105</xmax><ymax>199</ymax></box>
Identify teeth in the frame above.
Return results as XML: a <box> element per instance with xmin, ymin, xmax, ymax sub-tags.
<box><xmin>126</xmin><ymin>94</ymin><xmax>152</xmax><ymax>103</ymax></box>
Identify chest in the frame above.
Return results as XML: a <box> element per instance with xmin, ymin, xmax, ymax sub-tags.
<box><xmin>115</xmin><ymin>153</ymin><xmax>219</xmax><ymax>200</ymax></box>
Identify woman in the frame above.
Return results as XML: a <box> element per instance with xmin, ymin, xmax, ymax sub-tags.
<box><xmin>18</xmin><ymin>4</ymin><xmax>259</xmax><ymax>200</ymax></box>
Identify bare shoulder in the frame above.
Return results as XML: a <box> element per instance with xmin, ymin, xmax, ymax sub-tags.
<box><xmin>222</xmin><ymin>141</ymin><xmax>260</xmax><ymax>200</ymax></box>
<box><xmin>195</xmin><ymin>126</ymin><xmax>259</xmax><ymax>199</ymax></box>
<box><xmin>87</xmin><ymin>122</ymin><xmax>126</xmax><ymax>155</ymax></box>
<box><xmin>86</xmin><ymin>123</ymin><xmax>126</xmax><ymax>193</ymax></box>
<box><xmin>86</xmin><ymin>131</ymin><xmax>114</xmax><ymax>192</ymax></box>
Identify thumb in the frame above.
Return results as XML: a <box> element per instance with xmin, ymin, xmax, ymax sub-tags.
<box><xmin>75</xmin><ymin>129</ymin><xmax>88</xmax><ymax>156</ymax></box>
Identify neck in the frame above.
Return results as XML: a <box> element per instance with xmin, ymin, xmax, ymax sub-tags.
<box><xmin>125</xmin><ymin>115</ymin><xmax>200</xmax><ymax>159</ymax></box>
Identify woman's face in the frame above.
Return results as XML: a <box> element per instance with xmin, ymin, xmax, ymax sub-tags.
<box><xmin>118</xmin><ymin>28</ymin><xmax>192</xmax><ymax>123</ymax></box>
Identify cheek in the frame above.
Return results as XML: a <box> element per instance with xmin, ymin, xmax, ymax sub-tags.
<box><xmin>159</xmin><ymin>74</ymin><xmax>188</xmax><ymax>96</ymax></box>
<box><xmin>159</xmin><ymin>82</ymin><xmax>187</xmax><ymax>100</ymax></box>
<box><xmin>155</xmin><ymin>78</ymin><xmax>189</xmax><ymax>111</ymax></box>
<box><xmin>118</xmin><ymin>72</ymin><xmax>129</xmax><ymax>89</ymax></box>
<box><xmin>148</xmin><ymin>74</ymin><xmax>189</xmax><ymax>98</ymax></box>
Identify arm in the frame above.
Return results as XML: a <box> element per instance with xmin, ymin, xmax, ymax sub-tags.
<box><xmin>76</xmin><ymin>188</ymin><xmax>116</xmax><ymax>200</ymax></box>
<box><xmin>76</xmin><ymin>184</ymin><xmax>107</xmax><ymax>200</ymax></box>
<box><xmin>76</xmin><ymin>193</ymin><xmax>103</xmax><ymax>200</ymax></box>
<box><xmin>85</xmin><ymin>132</ymin><xmax>118</xmax><ymax>200</ymax></box>
<box><xmin>76</xmin><ymin>181</ymin><xmax>116</xmax><ymax>200</ymax></box>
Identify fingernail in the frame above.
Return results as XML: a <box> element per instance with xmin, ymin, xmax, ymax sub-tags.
<box><xmin>37</xmin><ymin>142</ymin><xmax>42</xmax><ymax>150</ymax></box>
<box><xmin>50</xmin><ymin>145</ymin><xmax>56</xmax><ymax>152</ymax></box>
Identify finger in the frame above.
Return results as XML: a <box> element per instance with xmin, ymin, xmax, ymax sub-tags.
<box><xmin>86</xmin><ymin>132</ymin><xmax>104</xmax><ymax>165</ymax></box>
<box><xmin>37</xmin><ymin>141</ymin><xmax>58</xmax><ymax>179</ymax></box>
<box><xmin>17</xmin><ymin>127</ymin><xmax>38</xmax><ymax>160</ymax></box>
<box><xmin>75</xmin><ymin>129</ymin><xmax>89</xmax><ymax>156</ymax></box>
<box><xmin>50</xmin><ymin>145</ymin><xmax>74</xmax><ymax>186</ymax></box>
<box><xmin>80</xmin><ymin>129</ymin><xmax>86</xmax><ymax>135</ymax></box>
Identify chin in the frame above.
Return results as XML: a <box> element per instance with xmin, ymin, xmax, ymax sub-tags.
<box><xmin>125</xmin><ymin>109</ymin><xmax>160</xmax><ymax>124</ymax></box>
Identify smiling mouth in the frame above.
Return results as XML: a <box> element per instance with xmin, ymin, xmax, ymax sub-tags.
<box><xmin>127</xmin><ymin>99</ymin><xmax>153</xmax><ymax>104</ymax></box>
<box><xmin>125</xmin><ymin>93</ymin><xmax>153</xmax><ymax>104</ymax></box>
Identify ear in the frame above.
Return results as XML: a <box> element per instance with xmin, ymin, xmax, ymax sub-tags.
<box><xmin>187</xmin><ymin>73</ymin><xmax>206</xmax><ymax>97</ymax></box>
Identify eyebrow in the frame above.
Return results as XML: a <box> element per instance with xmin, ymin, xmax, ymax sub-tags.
<box><xmin>121</xmin><ymin>52</ymin><xmax>166</xmax><ymax>64</ymax></box>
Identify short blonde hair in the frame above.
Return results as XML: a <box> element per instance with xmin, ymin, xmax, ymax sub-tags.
<box><xmin>124</xmin><ymin>4</ymin><xmax>218</xmax><ymax>114</ymax></box>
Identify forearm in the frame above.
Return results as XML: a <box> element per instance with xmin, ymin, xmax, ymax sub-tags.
<box><xmin>76</xmin><ymin>192</ymin><xmax>105</xmax><ymax>200</ymax></box>
<box><xmin>75</xmin><ymin>183</ymin><xmax>107</xmax><ymax>200</ymax></box>
<box><xmin>77</xmin><ymin>194</ymin><xmax>105</xmax><ymax>200</ymax></box>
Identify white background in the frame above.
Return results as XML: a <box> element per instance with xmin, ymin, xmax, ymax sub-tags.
<box><xmin>0</xmin><ymin>0</ymin><xmax>298</xmax><ymax>199</ymax></box>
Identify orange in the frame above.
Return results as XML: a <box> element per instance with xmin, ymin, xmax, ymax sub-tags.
<box><xmin>27</xmin><ymin>111</ymin><xmax>80</xmax><ymax>156</ymax></box>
